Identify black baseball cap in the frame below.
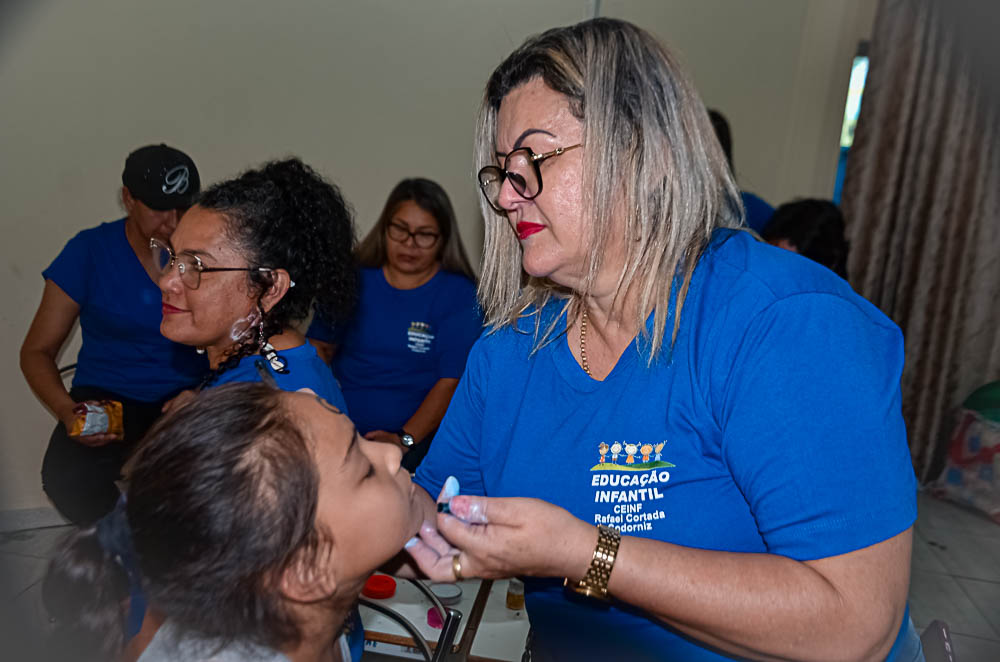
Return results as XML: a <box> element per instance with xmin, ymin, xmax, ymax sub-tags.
<box><xmin>122</xmin><ymin>144</ymin><xmax>201</xmax><ymax>211</ymax></box>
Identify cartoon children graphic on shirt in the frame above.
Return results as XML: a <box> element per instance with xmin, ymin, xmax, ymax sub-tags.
<box><xmin>654</xmin><ymin>441</ymin><xmax>665</xmax><ymax>462</ymax></box>
<box><xmin>598</xmin><ymin>442</ymin><xmax>609</xmax><ymax>464</ymax></box>
<box><xmin>640</xmin><ymin>443</ymin><xmax>653</xmax><ymax>462</ymax></box>
<box><xmin>610</xmin><ymin>442</ymin><xmax>622</xmax><ymax>464</ymax></box>
<box><xmin>624</xmin><ymin>442</ymin><xmax>639</xmax><ymax>465</ymax></box>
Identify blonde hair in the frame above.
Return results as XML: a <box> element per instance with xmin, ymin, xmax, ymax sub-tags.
<box><xmin>474</xmin><ymin>18</ymin><xmax>742</xmax><ymax>360</ymax></box>
<box><xmin>356</xmin><ymin>178</ymin><xmax>476</xmax><ymax>282</ymax></box>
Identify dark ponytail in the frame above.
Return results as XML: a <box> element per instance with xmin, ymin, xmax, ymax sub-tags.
<box><xmin>43</xmin><ymin>527</ymin><xmax>129</xmax><ymax>661</ymax></box>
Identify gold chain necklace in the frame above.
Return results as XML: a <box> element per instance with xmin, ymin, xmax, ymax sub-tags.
<box><xmin>580</xmin><ymin>306</ymin><xmax>592</xmax><ymax>376</ymax></box>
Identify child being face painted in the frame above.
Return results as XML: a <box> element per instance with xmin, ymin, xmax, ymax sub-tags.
<box><xmin>44</xmin><ymin>382</ymin><xmax>424</xmax><ymax>662</ymax></box>
<box><xmin>287</xmin><ymin>390</ymin><xmax>425</xmax><ymax>589</ymax></box>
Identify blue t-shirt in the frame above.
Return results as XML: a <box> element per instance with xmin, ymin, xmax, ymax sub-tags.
<box><xmin>209</xmin><ymin>342</ymin><xmax>348</xmax><ymax>414</ymax></box>
<box><xmin>42</xmin><ymin>219</ymin><xmax>207</xmax><ymax>402</ymax></box>
<box><xmin>741</xmin><ymin>191</ymin><xmax>774</xmax><ymax>233</ymax></box>
<box><xmin>307</xmin><ymin>267</ymin><xmax>481</xmax><ymax>434</ymax></box>
<box><xmin>415</xmin><ymin>230</ymin><xmax>917</xmax><ymax>661</ymax></box>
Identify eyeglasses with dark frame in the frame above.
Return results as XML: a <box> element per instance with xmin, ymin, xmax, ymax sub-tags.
<box><xmin>150</xmin><ymin>238</ymin><xmax>275</xmax><ymax>290</ymax></box>
<box><xmin>477</xmin><ymin>143</ymin><xmax>582</xmax><ymax>213</ymax></box>
<box><xmin>386</xmin><ymin>222</ymin><xmax>440</xmax><ymax>249</ymax></box>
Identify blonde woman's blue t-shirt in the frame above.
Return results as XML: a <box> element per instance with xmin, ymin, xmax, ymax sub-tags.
<box><xmin>415</xmin><ymin>229</ymin><xmax>918</xmax><ymax>661</ymax></box>
<box><xmin>42</xmin><ymin>219</ymin><xmax>207</xmax><ymax>402</ymax></box>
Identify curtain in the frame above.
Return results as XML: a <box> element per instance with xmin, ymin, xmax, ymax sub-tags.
<box><xmin>841</xmin><ymin>0</ymin><xmax>1000</xmax><ymax>482</ymax></box>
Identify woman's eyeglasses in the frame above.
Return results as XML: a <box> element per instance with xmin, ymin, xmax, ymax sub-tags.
<box><xmin>387</xmin><ymin>222</ymin><xmax>440</xmax><ymax>249</ymax></box>
<box><xmin>150</xmin><ymin>238</ymin><xmax>275</xmax><ymax>290</ymax></box>
<box><xmin>477</xmin><ymin>144</ymin><xmax>581</xmax><ymax>213</ymax></box>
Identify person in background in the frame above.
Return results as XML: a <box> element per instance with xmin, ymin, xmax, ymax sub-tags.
<box><xmin>157</xmin><ymin>158</ymin><xmax>356</xmax><ymax>411</ymax></box>
<box><xmin>708</xmin><ymin>108</ymin><xmax>775</xmax><ymax>233</ymax></box>
<box><xmin>762</xmin><ymin>198</ymin><xmax>851</xmax><ymax>279</ymax></box>
<box><xmin>20</xmin><ymin>144</ymin><xmax>206</xmax><ymax>525</ymax></box>
<box><xmin>43</xmin><ymin>383</ymin><xmax>424</xmax><ymax>662</ymax></box>
<box><xmin>404</xmin><ymin>19</ymin><xmax>922</xmax><ymax>662</ymax></box>
<box><xmin>308</xmin><ymin>178</ymin><xmax>481</xmax><ymax>472</ymax></box>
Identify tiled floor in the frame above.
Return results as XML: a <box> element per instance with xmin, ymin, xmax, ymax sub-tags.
<box><xmin>910</xmin><ymin>492</ymin><xmax>1000</xmax><ymax>660</ymax></box>
<box><xmin>2</xmin><ymin>492</ymin><xmax>999</xmax><ymax>661</ymax></box>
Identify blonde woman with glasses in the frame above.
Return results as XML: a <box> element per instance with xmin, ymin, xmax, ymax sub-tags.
<box><xmin>402</xmin><ymin>18</ymin><xmax>922</xmax><ymax>662</ymax></box>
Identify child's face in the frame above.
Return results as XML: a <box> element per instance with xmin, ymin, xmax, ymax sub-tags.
<box><xmin>284</xmin><ymin>392</ymin><xmax>424</xmax><ymax>587</ymax></box>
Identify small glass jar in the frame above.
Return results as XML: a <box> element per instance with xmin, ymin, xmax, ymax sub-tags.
<box><xmin>506</xmin><ymin>578</ymin><xmax>525</xmax><ymax>610</ymax></box>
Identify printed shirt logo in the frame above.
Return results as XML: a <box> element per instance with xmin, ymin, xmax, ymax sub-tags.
<box><xmin>590</xmin><ymin>440</ymin><xmax>673</xmax><ymax>534</ymax></box>
<box><xmin>162</xmin><ymin>165</ymin><xmax>190</xmax><ymax>195</ymax></box>
<box><xmin>407</xmin><ymin>321</ymin><xmax>434</xmax><ymax>354</ymax></box>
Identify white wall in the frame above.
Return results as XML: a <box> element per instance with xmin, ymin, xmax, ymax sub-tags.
<box><xmin>604</xmin><ymin>0</ymin><xmax>878</xmax><ymax>202</ymax></box>
<box><xmin>0</xmin><ymin>0</ymin><xmax>875</xmax><ymax>517</ymax></box>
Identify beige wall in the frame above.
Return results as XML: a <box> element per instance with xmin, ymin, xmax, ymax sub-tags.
<box><xmin>604</xmin><ymin>0</ymin><xmax>878</xmax><ymax>202</ymax></box>
<box><xmin>0</xmin><ymin>0</ymin><xmax>875</xmax><ymax>517</ymax></box>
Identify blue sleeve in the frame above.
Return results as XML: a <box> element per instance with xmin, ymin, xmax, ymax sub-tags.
<box><xmin>42</xmin><ymin>230</ymin><xmax>91</xmax><ymax>306</ymax></box>
<box><xmin>714</xmin><ymin>293</ymin><xmax>917</xmax><ymax>560</ymax></box>
<box><xmin>414</xmin><ymin>335</ymin><xmax>489</xmax><ymax>498</ymax></box>
<box><xmin>306</xmin><ymin>313</ymin><xmax>339</xmax><ymax>344</ymax></box>
<box><xmin>324</xmin><ymin>379</ymin><xmax>350</xmax><ymax>416</ymax></box>
<box><xmin>436</xmin><ymin>303</ymin><xmax>484</xmax><ymax>379</ymax></box>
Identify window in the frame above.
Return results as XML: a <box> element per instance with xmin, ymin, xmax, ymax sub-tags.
<box><xmin>833</xmin><ymin>42</ymin><xmax>869</xmax><ymax>204</ymax></box>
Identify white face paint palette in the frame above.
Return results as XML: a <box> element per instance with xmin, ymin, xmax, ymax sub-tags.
<box><xmin>429</xmin><ymin>582</ymin><xmax>463</xmax><ymax>606</ymax></box>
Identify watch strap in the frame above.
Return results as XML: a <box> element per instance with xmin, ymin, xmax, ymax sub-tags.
<box><xmin>563</xmin><ymin>524</ymin><xmax>620</xmax><ymax>601</ymax></box>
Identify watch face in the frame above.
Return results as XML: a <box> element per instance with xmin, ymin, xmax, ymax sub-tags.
<box><xmin>400</xmin><ymin>433</ymin><xmax>415</xmax><ymax>447</ymax></box>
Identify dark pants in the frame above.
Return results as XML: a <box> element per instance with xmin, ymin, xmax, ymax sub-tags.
<box><xmin>40</xmin><ymin>386</ymin><xmax>164</xmax><ymax>525</ymax></box>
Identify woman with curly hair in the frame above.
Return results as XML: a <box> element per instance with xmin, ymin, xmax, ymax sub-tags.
<box><xmin>156</xmin><ymin>158</ymin><xmax>356</xmax><ymax>410</ymax></box>
<box><xmin>138</xmin><ymin>158</ymin><xmax>363</xmax><ymax>659</ymax></box>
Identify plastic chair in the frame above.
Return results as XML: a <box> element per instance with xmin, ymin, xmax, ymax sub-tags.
<box><xmin>358</xmin><ymin>578</ymin><xmax>463</xmax><ymax>662</ymax></box>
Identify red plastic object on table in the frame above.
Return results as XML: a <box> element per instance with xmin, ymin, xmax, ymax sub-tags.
<box><xmin>362</xmin><ymin>574</ymin><xmax>397</xmax><ymax>599</ymax></box>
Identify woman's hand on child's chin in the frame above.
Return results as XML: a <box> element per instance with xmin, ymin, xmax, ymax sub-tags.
<box><xmin>405</xmin><ymin>496</ymin><xmax>594</xmax><ymax>582</ymax></box>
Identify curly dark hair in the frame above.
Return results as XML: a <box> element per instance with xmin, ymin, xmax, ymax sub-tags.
<box><xmin>198</xmin><ymin>158</ymin><xmax>357</xmax><ymax>371</ymax></box>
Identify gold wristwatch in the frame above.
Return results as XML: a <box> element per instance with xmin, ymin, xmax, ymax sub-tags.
<box><xmin>564</xmin><ymin>524</ymin><xmax>621</xmax><ymax>601</ymax></box>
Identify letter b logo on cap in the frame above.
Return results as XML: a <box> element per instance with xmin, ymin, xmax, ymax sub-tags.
<box><xmin>162</xmin><ymin>165</ymin><xmax>190</xmax><ymax>195</ymax></box>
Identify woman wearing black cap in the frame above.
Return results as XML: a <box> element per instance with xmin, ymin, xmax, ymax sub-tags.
<box><xmin>20</xmin><ymin>144</ymin><xmax>208</xmax><ymax>525</ymax></box>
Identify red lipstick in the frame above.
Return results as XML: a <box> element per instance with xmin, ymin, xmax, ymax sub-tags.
<box><xmin>516</xmin><ymin>222</ymin><xmax>545</xmax><ymax>240</ymax></box>
<box><xmin>162</xmin><ymin>302</ymin><xmax>187</xmax><ymax>314</ymax></box>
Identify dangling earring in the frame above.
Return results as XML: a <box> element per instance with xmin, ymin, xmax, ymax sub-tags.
<box><xmin>256</xmin><ymin>307</ymin><xmax>288</xmax><ymax>374</ymax></box>
<box><xmin>256</xmin><ymin>308</ymin><xmax>266</xmax><ymax>350</ymax></box>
